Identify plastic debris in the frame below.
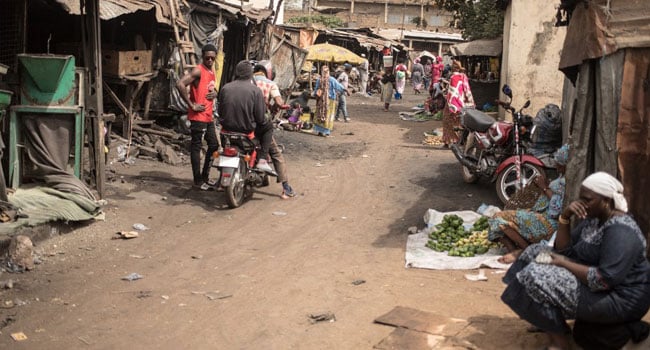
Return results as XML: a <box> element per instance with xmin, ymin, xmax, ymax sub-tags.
<box><xmin>114</xmin><ymin>231</ymin><xmax>139</xmax><ymax>239</ymax></box>
<box><xmin>11</xmin><ymin>332</ymin><xmax>27</xmax><ymax>341</ymax></box>
<box><xmin>132</xmin><ymin>223</ymin><xmax>150</xmax><ymax>231</ymax></box>
<box><xmin>121</xmin><ymin>273</ymin><xmax>143</xmax><ymax>281</ymax></box>
<box><xmin>272</xmin><ymin>211</ymin><xmax>287</xmax><ymax>216</ymax></box>
<box><xmin>308</xmin><ymin>312</ymin><xmax>336</xmax><ymax>324</ymax></box>
<box><xmin>464</xmin><ymin>269</ymin><xmax>488</xmax><ymax>282</ymax></box>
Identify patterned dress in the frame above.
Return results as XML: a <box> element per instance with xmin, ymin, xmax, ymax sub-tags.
<box><xmin>443</xmin><ymin>72</ymin><xmax>474</xmax><ymax>144</ymax></box>
<box><xmin>313</xmin><ymin>75</ymin><xmax>345</xmax><ymax>136</ymax></box>
<box><xmin>488</xmin><ymin>176</ymin><xmax>566</xmax><ymax>243</ymax></box>
<box><xmin>501</xmin><ymin>215</ymin><xmax>650</xmax><ymax>333</ymax></box>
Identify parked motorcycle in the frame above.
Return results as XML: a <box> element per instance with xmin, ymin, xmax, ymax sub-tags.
<box><xmin>450</xmin><ymin>85</ymin><xmax>548</xmax><ymax>204</ymax></box>
<box><xmin>213</xmin><ymin>131</ymin><xmax>273</xmax><ymax>208</ymax></box>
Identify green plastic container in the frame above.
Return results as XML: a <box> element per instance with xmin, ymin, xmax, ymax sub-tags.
<box><xmin>0</xmin><ymin>89</ymin><xmax>12</xmax><ymax>109</ymax></box>
<box><xmin>17</xmin><ymin>54</ymin><xmax>76</xmax><ymax>106</ymax></box>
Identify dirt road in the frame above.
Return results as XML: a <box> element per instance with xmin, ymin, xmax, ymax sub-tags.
<box><xmin>0</xmin><ymin>91</ymin><xmax>552</xmax><ymax>349</ymax></box>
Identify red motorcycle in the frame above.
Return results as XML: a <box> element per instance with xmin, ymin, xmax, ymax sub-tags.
<box><xmin>450</xmin><ymin>85</ymin><xmax>548</xmax><ymax>204</ymax></box>
<box><xmin>213</xmin><ymin>131</ymin><xmax>273</xmax><ymax>208</ymax></box>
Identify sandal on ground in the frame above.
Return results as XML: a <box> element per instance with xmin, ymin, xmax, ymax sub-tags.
<box><xmin>281</xmin><ymin>184</ymin><xmax>296</xmax><ymax>199</ymax></box>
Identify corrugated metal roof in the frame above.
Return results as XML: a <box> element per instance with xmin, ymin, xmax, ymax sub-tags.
<box><xmin>327</xmin><ymin>29</ymin><xmax>402</xmax><ymax>51</ymax></box>
<box><xmin>450</xmin><ymin>37</ymin><xmax>502</xmax><ymax>57</ymax></box>
<box><xmin>376</xmin><ymin>29</ymin><xmax>464</xmax><ymax>42</ymax></box>
<box><xmin>202</xmin><ymin>0</ymin><xmax>274</xmax><ymax>23</ymax></box>
<box><xmin>55</xmin><ymin>0</ymin><xmax>171</xmax><ymax>24</ymax></box>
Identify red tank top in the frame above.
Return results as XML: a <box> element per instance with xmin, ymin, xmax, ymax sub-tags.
<box><xmin>188</xmin><ymin>64</ymin><xmax>215</xmax><ymax>122</ymax></box>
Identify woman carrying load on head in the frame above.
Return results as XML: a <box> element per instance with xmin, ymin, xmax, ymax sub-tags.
<box><xmin>411</xmin><ymin>58</ymin><xmax>424</xmax><ymax>94</ymax></box>
<box><xmin>380</xmin><ymin>68</ymin><xmax>396</xmax><ymax>112</ymax></box>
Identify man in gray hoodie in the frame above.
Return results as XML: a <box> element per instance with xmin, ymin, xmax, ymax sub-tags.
<box><xmin>218</xmin><ymin>61</ymin><xmax>296</xmax><ymax>198</ymax></box>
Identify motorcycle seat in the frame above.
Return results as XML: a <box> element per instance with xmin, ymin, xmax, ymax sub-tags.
<box><xmin>220</xmin><ymin>130</ymin><xmax>258</xmax><ymax>152</ymax></box>
<box><xmin>462</xmin><ymin>109</ymin><xmax>496</xmax><ymax>132</ymax></box>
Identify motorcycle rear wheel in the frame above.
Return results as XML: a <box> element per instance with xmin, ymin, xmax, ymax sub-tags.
<box><xmin>225</xmin><ymin>161</ymin><xmax>247</xmax><ymax>208</ymax></box>
<box><xmin>496</xmin><ymin>163</ymin><xmax>545</xmax><ymax>205</ymax></box>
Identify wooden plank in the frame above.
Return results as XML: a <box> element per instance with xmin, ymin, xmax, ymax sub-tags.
<box><xmin>374</xmin><ymin>306</ymin><xmax>469</xmax><ymax>336</ymax></box>
<box><xmin>374</xmin><ymin>327</ymin><xmax>478</xmax><ymax>350</ymax></box>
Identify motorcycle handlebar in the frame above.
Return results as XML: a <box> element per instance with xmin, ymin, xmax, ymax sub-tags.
<box><xmin>494</xmin><ymin>100</ymin><xmax>515</xmax><ymax>112</ymax></box>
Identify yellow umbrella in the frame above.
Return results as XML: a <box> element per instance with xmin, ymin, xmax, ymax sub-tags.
<box><xmin>305</xmin><ymin>43</ymin><xmax>365</xmax><ymax>65</ymax></box>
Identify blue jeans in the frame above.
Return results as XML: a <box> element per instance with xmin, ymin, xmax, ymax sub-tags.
<box><xmin>335</xmin><ymin>93</ymin><xmax>348</xmax><ymax>120</ymax></box>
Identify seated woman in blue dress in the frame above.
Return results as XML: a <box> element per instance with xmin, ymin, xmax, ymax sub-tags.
<box><xmin>501</xmin><ymin>172</ymin><xmax>650</xmax><ymax>350</ymax></box>
<box><xmin>488</xmin><ymin>144</ymin><xmax>569</xmax><ymax>263</ymax></box>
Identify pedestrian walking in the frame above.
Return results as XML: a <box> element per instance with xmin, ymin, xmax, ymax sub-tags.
<box><xmin>380</xmin><ymin>68</ymin><xmax>396</xmax><ymax>112</ymax></box>
<box><xmin>313</xmin><ymin>65</ymin><xmax>348</xmax><ymax>136</ymax></box>
<box><xmin>442</xmin><ymin>60</ymin><xmax>474</xmax><ymax>147</ymax></box>
<box><xmin>411</xmin><ymin>58</ymin><xmax>424</xmax><ymax>94</ymax></box>
<box><xmin>359</xmin><ymin>54</ymin><xmax>369</xmax><ymax>95</ymax></box>
<box><xmin>335</xmin><ymin>64</ymin><xmax>351</xmax><ymax>122</ymax></box>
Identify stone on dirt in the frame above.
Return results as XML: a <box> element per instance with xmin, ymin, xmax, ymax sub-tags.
<box><xmin>155</xmin><ymin>139</ymin><xmax>182</xmax><ymax>165</ymax></box>
<box><xmin>7</xmin><ymin>235</ymin><xmax>35</xmax><ymax>271</ymax></box>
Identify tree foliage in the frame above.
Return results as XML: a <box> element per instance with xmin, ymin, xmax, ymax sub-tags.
<box><xmin>411</xmin><ymin>16</ymin><xmax>428</xmax><ymax>29</ymax></box>
<box><xmin>286</xmin><ymin>15</ymin><xmax>344</xmax><ymax>28</ymax></box>
<box><xmin>433</xmin><ymin>0</ymin><xmax>504</xmax><ymax>40</ymax></box>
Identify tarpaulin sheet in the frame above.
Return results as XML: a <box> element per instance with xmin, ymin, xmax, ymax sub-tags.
<box><xmin>22</xmin><ymin>114</ymin><xmax>96</xmax><ymax>200</ymax></box>
<box><xmin>0</xmin><ymin>187</ymin><xmax>101</xmax><ymax>236</ymax></box>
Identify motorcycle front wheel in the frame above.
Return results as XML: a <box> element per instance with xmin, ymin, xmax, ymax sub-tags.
<box><xmin>495</xmin><ymin>163</ymin><xmax>545</xmax><ymax>205</ymax></box>
<box><xmin>225</xmin><ymin>161</ymin><xmax>247</xmax><ymax>208</ymax></box>
<box><xmin>460</xmin><ymin>134</ymin><xmax>479</xmax><ymax>184</ymax></box>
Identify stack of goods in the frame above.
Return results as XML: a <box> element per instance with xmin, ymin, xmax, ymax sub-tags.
<box><xmin>425</xmin><ymin>215</ymin><xmax>498</xmax><ymax>257</ymax></box>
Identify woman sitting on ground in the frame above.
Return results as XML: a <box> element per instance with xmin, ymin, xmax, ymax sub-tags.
<box><xmin>500</xmin><ymin>171</ymin><xmax>650</xmax><ymax>350</ymax></box>
<box><xmin>488</xmin><ymin>144</ymin><xmax>569</xmax><ymax>263</ymax></box>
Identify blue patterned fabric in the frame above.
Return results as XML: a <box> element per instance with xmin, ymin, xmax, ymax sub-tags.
<box><xmin>488</xmin><ymin>176</ymin><xmax>565</xmax><ymax>243</ymax></box>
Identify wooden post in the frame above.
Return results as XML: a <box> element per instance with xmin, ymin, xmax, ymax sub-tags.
<box><xmin>81</xmin><ymin>0</ymin><xmax>105</xmax><ymax>197</ymax></box>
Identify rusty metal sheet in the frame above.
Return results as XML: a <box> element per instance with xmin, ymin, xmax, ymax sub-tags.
<box><xmin>450</xmin><ymin>37</ymin><xmax>503</xmax><ymax>57</ymax></box>
<box><xmin>617</xmin><ymin>48</ymin><xmax>650</xmax><ymax>249</ymax></box>
<box><xmin>269</xmin><ymin>32</ymin><xmax>307</xmax><ymax>92</ymax></box>
<box><xmin>560</xmin><ymin>0</ymin><xmax>650</xmax><ymax>80</ymax></box>
<box><xmin>55</xmin><ymin>0</ymin><xmax>171</xmax><ymax>24</ymax></box>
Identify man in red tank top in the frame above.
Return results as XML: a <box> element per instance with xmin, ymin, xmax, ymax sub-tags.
<box><xmin>176</xmin><ymin>44</ymin><xmax>220</xmax><ymax>189</ymax></box>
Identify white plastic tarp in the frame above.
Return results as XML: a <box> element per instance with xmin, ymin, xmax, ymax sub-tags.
<box><xmin>405</xmin><ymin>209</ymin><xmax>510</xmax><ymax>270</ymax></box>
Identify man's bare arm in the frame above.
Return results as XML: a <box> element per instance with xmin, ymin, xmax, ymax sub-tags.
<box><xmin>176</xmin><ymin>67</ymin><xmax>205</xmax><ymax>112</ymax></box>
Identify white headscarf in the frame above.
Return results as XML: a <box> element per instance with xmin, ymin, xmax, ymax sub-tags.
<box><xmin>581</xmin><ymin>172</ymin><xmax>628</xmax><ymax>212</ymax></box>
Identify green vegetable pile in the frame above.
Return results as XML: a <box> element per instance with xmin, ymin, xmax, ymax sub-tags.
<box><xmin>425</xmin><ymin>214</ymin><xmax>498</xmax><ymax>257</ymax></box>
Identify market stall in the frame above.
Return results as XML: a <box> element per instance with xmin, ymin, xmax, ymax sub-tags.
<box><xmin>450</xmin><ymin>37</ymin><xmax>502</xmax><ymax>111</ymax></box>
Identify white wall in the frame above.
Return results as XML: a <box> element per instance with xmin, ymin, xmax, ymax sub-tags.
<box><xmin>500</xmin><ymin>1</ymin><xmax>566</xmax><ymax>119</ymax></box>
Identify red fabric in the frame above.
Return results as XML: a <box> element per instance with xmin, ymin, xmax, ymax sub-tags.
<box><xmin>188</xmin><ymin>64</ymin><xmax>215</xmax><ymax>122</ymax></box>
<box><xmin>431</xmin><ymin>63</ymin><xmax>444</xmax><ymax>83</ymax></box>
